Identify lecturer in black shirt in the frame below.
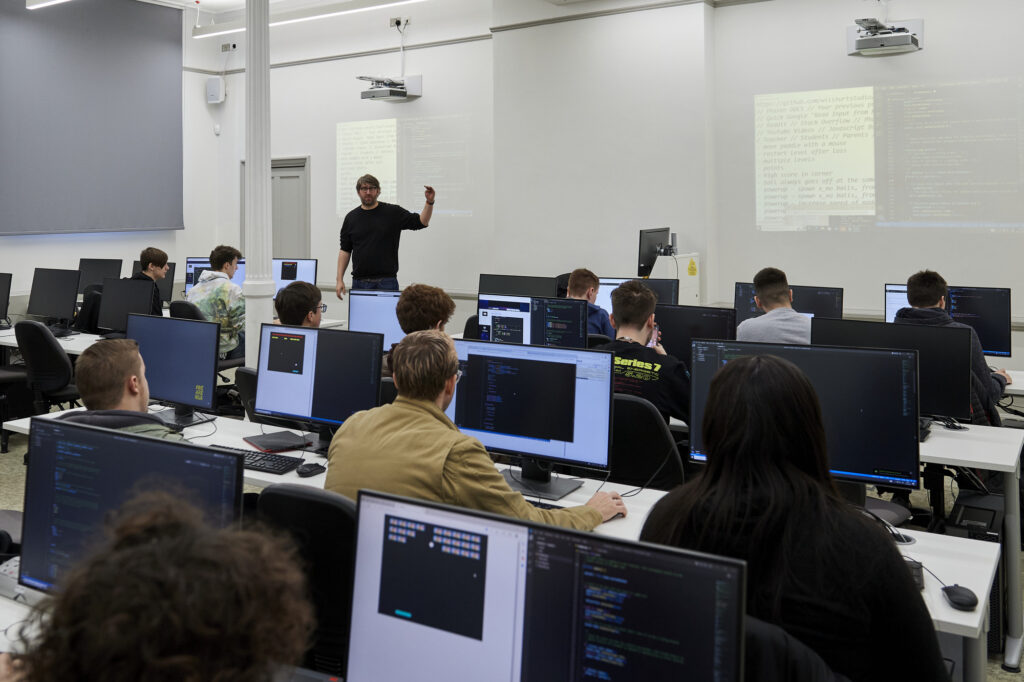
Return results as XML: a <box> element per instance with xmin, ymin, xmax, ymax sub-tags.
<box><xmin>336</xmin><ymin>173</ymin><xmax>434</xmax><ymax>298</ymax></box>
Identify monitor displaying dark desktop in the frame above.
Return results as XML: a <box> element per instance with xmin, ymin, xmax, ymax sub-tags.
<box><xmin>445</xmin><ymin>340</ymin><xmax>613</xmax><ymax>499</ymax></box>
<box><xmin>19</xmin><ymin>418</ymin><xmax>242</xmax><ymax>594</ymax></box>
<box><xmin>273</xmin><ymin>258</ymin><xmax>318</xmax><ymax>293</ymax></box>
<box><xmin>126</xmin><ymin>313</ymin><xmax>220</xmax><ymax>428</ymax></box>
<box><xmin>690</xmin><ymin>339</ymin><xmax>920</xmax><ymax>489</ymax></box>
<box><xmin>131</xmin><ymin>260</ymin><xmax>177</xmax><ymax>303</ymax></box>
<box><xmin>734</xmin><ymin>282</ymin><xmax>844</xmax><ymax>326</ymax></box>
<box><xmin>637</xmin><ymin>227</ymin><xmax>670</xmax><ymax>278</ymax></box>
<box><xmin>27</xmin><ymin>268</ymin><xmax>80</xmax><ymax>322</ymax></box>
<box><xmin>655</xmin><ymin>304</ymin><xmax>736</xmax><ymax>362</ymax></box>
<box><xmin>254</xmin><ymin>325</ymin><xmax>383</xmax><ymax>452</ymax></box>
<box><xmin>348</xmin><ymin>491</ymin><xmax>746</xmax><ymax>682</ymax></box>
<box><xmin>478</xmin><ymin>274</ymin><xmax>558</xmax><ymax>298</ymax></box>
<box><xmin>97</xmin><ymin>278</ymin><xmax>156</xmax><ymax>334</ymax></box>
<box><xmin>595</xmin><ymin>277</ymin><xmax>680</xmax><ymax>316</ymax></box>
<box><xmin>885</xmin><ymin>283</ymin><xmax>1011</xmax><ymax>357</ymax></box>
<box><xmin>348</xmin><ymin>290</ymin><xmax>405</xmax><ymax>348</ymax></box>
<box><xmin>811</xmin><ymin>317</ymin><xmax>972</xmax><ymax>422</ymax></box>
<box><xmin>476</xmin><ymin>294</ymin><xmax>587</xmax><ymax>348</ymax></box>
<box><xmin>0</xmin><ymin>272</ymin><xmax>11</xmax><ymax>322</ymax></box>
<box><xmin>184</xmin><ymin>256</ymin><xmax>246</xmax><ymax>294</ymax></box>
<box><xmin>77</xmin><ymin>258</ymin><xmax>122</xmax><ymax>295</ymax></box>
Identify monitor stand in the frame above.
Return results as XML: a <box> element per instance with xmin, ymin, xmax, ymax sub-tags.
<box><xmin>0</xmin><ymin>318</ymin><xmax>10</xmax><ymax>331</ymax></box>
<box><xmin>502</xmin><ymin>459</ymin><xmax>583</xmax><ymax>501</ymax></box>
<box><xmin>46</xmin><ymin>319</ymin><xmax>78</xmax><ymax>338</ymax></box>
<box><xmin>155</xmin><ymin>405</ymin><xmax>216</xmax><ymax>429</ymax></box>
<box><xmin>299</xmin><ymin>429</ymin><xmax>332</xmax><ymax>457</ymax></box>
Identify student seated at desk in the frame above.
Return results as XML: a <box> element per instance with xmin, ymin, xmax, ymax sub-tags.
<box><xmin>566</xmin><ymin>267</ymin><xmax>615</xmax><ymax>337</ymax></box>
<box><xmin>640</xmin><ymin>355</ymin><xmax>947</xmax><ymax>682</ymax></box>
<box><xmin>130</xmin><ymin>246</ymin><xmax>170</xmax><ymax>317</ymax></box>
<box><xmin>325</xmin><ymin>330</ymin><xmax>625</xmax><ymax>530</ymax></box>
<box><xmin>383</xmin><ymin>283</ymin><xmax>457</xmax><ymax>376</ymax></box>
<box><xmin>896</xmin><ymin>269</ymin><xmax>1010</xmax><ymax>426</ymax></box>
<box><xmin>186</xmin><ymin>245</ymin><xmax>245</xmax><ymax>360</ymax></box>
<box><xmin>274</xmin><ymin>281</ymin><xmax>324</xmax><ymax>328</ymax></box>
<box><xmin>0</xmin><ymin>493</ymin><xmax>313</xmax><ymax>682</ymax></box>
<box><xmin>736</xmin><ymin>267</ymin><xmax>811</xmax><ymax>344</ymax></box>
<box><xmin>56</xmin><ymin>339</ymin><xmax>181</xmax><ymax>441</ymax></box>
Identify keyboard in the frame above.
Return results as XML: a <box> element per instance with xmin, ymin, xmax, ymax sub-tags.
<box><xmin>527</xmin><ymin>499</ymin><xmax>565</xmax><ymax>510</ymax></box>
<box><xmin>215</xmin><ymin>446</ymin><xmax>304</xmax><ymax>475</ymax></box>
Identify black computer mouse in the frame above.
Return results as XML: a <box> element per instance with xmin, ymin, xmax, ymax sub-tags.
<box><xmin>296</xmin><ymin>463</ymin><xmax>327</xmax><ymax>478</ymax></box>
<box><xmin>941</xmin><ymin>584</ymin><xmax>978</xmax><ymax>611</ymax></box>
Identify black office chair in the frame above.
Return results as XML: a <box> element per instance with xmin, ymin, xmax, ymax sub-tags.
<box><xmin>14</xmin><ymin>321</ymin><xmax>80</xmax><ymax>416</ymax></box>
<box><xmin>555</xmin><ymin>272</ymin><xmax>571</xmax><ymax>298</ymax></box>
<box><xmin>462</xmin><ymin>314</ymin><xmax>481</xmax><ymax>340</ymax></box>
<box><xmin>379</xmin><ymin>377</ymin><xmax>398</xmax><ymax>405</ymax></box>
<box><xmin>744</xmin><ymin>616</ymin><xmax>852</xmax><ymax>682</ymax></box>
<box><xmin>609</xmin><ymin>394</ymin><xmax>684</xmax><ymax>491</ymax></box>
<box><xmin>168</xmin><ymin>301</ymin><xmax>245</xmax><ymax>375</ymax></box>
<box><xmin>235</xmin><ymin>366</ymin><xmax>259</xmax><ymax>420</ymax></box>
<box><xmin>258</xmin><ymin>484</ymin><xmax>357</xmax><ymax>676</ymax></box>
<box><xmin>0</xmin><ymin>364</ymin><xmax>30</xmax><ymax>453</ymax></box>
<box><xmin>587</xmin><ymin>333</ymin><xmax>612</xmax><ymax>348</ymax></box>
<box><xmin>73</xmin><ymin>283</ymin><xmax>103</xmax><ymax>333</ymax></box>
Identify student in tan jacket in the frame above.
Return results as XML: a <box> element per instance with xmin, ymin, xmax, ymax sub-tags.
<box><xmin>325</xmin><ymin>330</ymin><xmax>625</xmax><ymax>531</ymax></box>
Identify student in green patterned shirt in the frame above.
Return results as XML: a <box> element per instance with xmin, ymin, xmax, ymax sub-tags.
<box><xmin>186</xmin><ymin>245</ymin><xmax>245</xmax><ymax>359</ymax></box>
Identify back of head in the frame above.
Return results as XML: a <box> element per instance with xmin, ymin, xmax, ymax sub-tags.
<box><xmin>139</xmin><ymin>247</ymin><xmax>168</xmax><ymax>271</ymax></box>
<box><xmin>566</xmin><ymin>268</ymin><xmax>599</xmax><ymax>298</ymax></box>
<box><xmin>389</xmin><ymin>329</ymin><xmax>458</xmax><ymax>401</ymax></box>
<box><xmin>209</xmin><ymin>245</ymin><xmax>242</xmax><ymax>272</ymax></box>
<box><xmin>275</xmin><ymin>281</ymin><xmax>322</xmax><ymax>326</ymax></box>
<box><xmin>752</xmin><ymin>267</ymin><xmax>790</xmax><ymax>306</ymax></box>
<box><xmin>75</xmin><ymin>339</ymin><xmax>141</xmax><ymax>410</ymax></box>
<box><xmin>906</xmin><ymin>270</ymin><xmax>947</xmax><ymax>308</ymax></box>
<box><xmin>610</xmin><ymin>280</ymin><xmax>657</xmax><ymax>327</ymax></box>
<box><xmin>395</xmin><ymin>284</ymin><xmax>455</xmax><ymax>334</ymax></box>
<box><xmin>15</xmin><ymin>493</ymin><xmax>313</xmax><ymax>682</ymax></box>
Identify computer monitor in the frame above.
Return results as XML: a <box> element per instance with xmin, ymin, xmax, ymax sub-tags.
<box><xmin>254</xmin><ymin>324</ymin><xmax>383</xmax><ymax>453</ymax></box>
<box><xmin>689</xmin><ymin>339</ymin><xmax>920</xmax><ymax>489</ymax></box>
<box><xmin>0</xmin><ymin>272</ymin><xmax>11</xmax><ymax>324</ymax></box>
<box><xmin>97</xmin><ymin>277</ymin><xmax>156</xmax><ymax>335</ymax></box>
<box><xmin>445</xmin><ymin>340</ymin><xmax>613</xmax><ymax>499</ymax></box>
<box><xmin>19</xmin><ymin>418</ymin><xmax>242</xmax><ymax>594</ymax></box>
<box><xmin>184</xmin><ymin>256</ymin><xmax>246</xmax><ymax>294</ymax></box>
<box><xmin>734</xmin><ymin>282</ymin><xmax>844</xmax><ymax>326</ymax></box>
<box><xmin>655</xmin><ymin>304</ymin><xmax>737</xmax><ymax>362</ymax></box>
<box><xmin>27</xmin><ymin>267</ymin><xmax>80</xmax><ymax>323</ymax></box>
<box><xmin>131</xmin><ymin>260</ymin><xmax>177</xmax><ymax>303</ymax></box>
<box><xmin>638</xmin><ymin>227</ymin><xmax>671</xmax><ymax>277</ymax></box>
<box><xmin>77</xmin><ymin>258</ymin><xmax>123</xmax><ymax>295</ymax></box>
<box><xmin>478</xmin><ymin>274</ymin><xmax>558</xmax><ymax>298</ymax></box>
<box><xmin>348</xmin><ymin>491</ymin><xmax>746</xmax><ymax>682</ymax></box>
<box><xmin>885</xmin><ymin>283</ymin><xmax>1011</xmax><ymax>357</ymax></box>
<box><xmin>811</xmin><ymin>318</ymin><xmax>972</xmax><ymax>422</ymax></box>
<box><xmin>348</xmin><ymin>290</ymin><xmax>405</xmax><ymax>348</ymax></box>
<box><xmin>476</xmin><ymin>294</ymin><xmax>587</xmax><ymax>348</ymax></box>
<box><xmin>126</xmin><ymin>313</ymin><xmax>220</xmax><ymax>428</ymax></box>
<box><xmin>595</xmin><ymin>277</ymin><xmax>680</xmax><ymax>316</ymax></box>
<box><xmin>273</xmin><ymin>257</ymin><xmax>318</xmax><ymax>293</ymax></box>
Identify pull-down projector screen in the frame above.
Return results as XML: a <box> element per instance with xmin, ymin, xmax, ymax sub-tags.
<box><xmin>755</xmin><ymin>79</ymin><xmax>1024</xmax><ymax>232</ymax></box>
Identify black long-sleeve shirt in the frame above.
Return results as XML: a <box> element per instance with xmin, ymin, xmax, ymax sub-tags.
<box><xmin>339</xmin><ymin>202</ymin><xmax>425</xmax><ymax>279</ymax></box>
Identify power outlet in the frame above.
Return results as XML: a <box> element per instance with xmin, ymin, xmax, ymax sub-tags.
<box><xmin>389</xmin><ymin>16</ymin><xmax>409</xmax><ymax>28</ymax></box>
<box><xmin>220</xmin><ymin>42</ymin><xmax>238</xmax><ymax>52</ymax></box>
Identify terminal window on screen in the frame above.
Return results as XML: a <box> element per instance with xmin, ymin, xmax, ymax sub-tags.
<box><xmin>454</xmin><ymin>355</ymin><xmax>576</xmax><ymax>442</ymax></box>
<box><xmin>378</xmin><ymin>515</ymin><xmax>487</xmax><ymax>640</ymax></box>
<box><xmin>268</xmin><ymin>332</ymin><xmax>306</xmax><ymax>375</ymax></box>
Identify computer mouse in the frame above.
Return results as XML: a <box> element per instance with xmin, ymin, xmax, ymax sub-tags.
<box><xmin>296</xmin><ymin>463</ymin><xmax>327</xmax><ymax>478</ymax></box>
<box><xmin>941</xmin><ymin>584</ymin><xmax>978</xmax><ymax>611</ymax></box>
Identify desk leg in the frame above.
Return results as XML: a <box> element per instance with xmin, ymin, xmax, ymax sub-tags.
<box><xmin>965</xmin><ymin>624</ymin><xmax>988</xmax><ymax>682</ymax></box>
<box><xmin>1003</xmin><ymin>467</ymin><xmax>1023</xmax><ymax>672</ymax></box>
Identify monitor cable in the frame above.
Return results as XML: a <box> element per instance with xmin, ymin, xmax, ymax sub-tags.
<box><xmin>859</xmin><ymin>506</ymin><xmax>915</xmax><ymax>545</ymax></box>
<box><xmin>620</xmin><ymin>442</ymin><xmax>678</xmax><ymax>498</ymax></box>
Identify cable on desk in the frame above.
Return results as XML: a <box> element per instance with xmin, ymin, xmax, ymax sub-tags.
<box><xmin>183</xmin><ymin>419</ymin><xmax>218</xmax><ymax>442</ymax></box>
<box><xmin>620</xmin><ymin>443</ymin><xmax>677</xmax><ymax>498</ymax></box>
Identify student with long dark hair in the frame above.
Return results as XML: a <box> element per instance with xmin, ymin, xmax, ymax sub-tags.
<box><xmin>640</xmin><ymin>355</ymin><xmax>947</xmax><ymax>681</ymax></box>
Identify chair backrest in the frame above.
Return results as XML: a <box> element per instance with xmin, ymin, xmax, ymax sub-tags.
<box><xmin>235</xmin><ymin>366</ymin><xmax>259</xmax><ymax>420</ymax></box>
<box><xmin>258</xmin><ymin>484</ymin><xmax>357</xmax><ymax>676</ymax></box>
<box><xmin>168</xmin><ymin>300</ymin><xmax>207</xmax><ymax>321</ymax></box>
<box><xmin>609</xmin><ymin>393</ymin><xmax>684</xmax><ymax>491</ymax></box>
<box><xmin>379</xmin><ymin>376</ymin><xmax>398</xmax><ymax>405</ymax></box>
<box><xmin>555</xmin><ymin>272</ymin><xmax>571</xmax><ymax>298</ymax></box>
<box><xmin>462</xmin><ymin>314</ymin><xmax>481</xmax><ymax>340</ymax></box>
<box><xmin>72</xmin><ymin>283</ymin><xmax>103</xmax><ymax>333</ymax></box>
<box><xmin>587</xmin><ymin>333</ymin><xmax>611</xmax><ymax>348</ymax></box>
<box><xmin>14</xmin><ymin>321</ymin><xmax>74</xmax><ymax>394</ymax></box>
<box><xmin>744</xmin><ymin>616</ymin><xmax>852</xmax><ymax>682</ymax></box>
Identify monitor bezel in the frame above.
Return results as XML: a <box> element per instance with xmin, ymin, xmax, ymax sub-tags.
<box><xmin>272</xmin><ymin>257</ymin><xmax>319</xmax><ymax>293</ymax></box>
<box><xmin>27</xmin><ymin>267</ymin><xmax>80</xmax><ymax>321</ymax></box>
<box><xmin>637</xmin><ymin>227</ymin><xmax>670</xmax><ymax>278</ymax></box>
<box><xmin>97</xmin><ymin>277</ymin><xmax>157</xmax><ymax>333</ymax></box>
<box><xmin>77</xmin><ymin>258</ymin><xmax>123</xmax><ymax>295</ymax></box>
<box><xmin>126</xmin><ymin>313</ymin><xmax>221</xmax><ymax>411</ymax></box>
<box><xmin>475</xmin><ymin>294</ymin><xmax>588</xmax><ymax>348</ymax></box>
<box><xmin>478</xmin><ymin>274</ymin><xmax>558</xmax><ymax>298</ymax></box>
<box><xmin>597</xmin><ymin>276</ymin><xmax>680</xmax><ymax>306</ymax></box>
<box><xmin>347</xmin><ymin>289</ymin><xmax>404</xmax><ymax>348</ymax></box>
<box><xmin>0</xmin><ymin>272</ymin><xmax>11</xmax><ymax>319</ymax></box>
<box><xmin>653</xmin><ymin>303</ymin><xmax>737</xmax><ymax>361</ymax></box>
<box><xmin>733</xmin><ymin>281</ymin><xmax>845</xmax><ymax>326</ymax></box>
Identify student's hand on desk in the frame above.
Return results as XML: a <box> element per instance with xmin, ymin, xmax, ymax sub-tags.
<box><xmin>997</xmin><ymin>369</ymin><xmax>1012</xmax><ymax>384</ymax></box>
<box><xmin>586</xmin><ymin>491</ymin><xmax>627</xmax><ymax>522</ymax></box>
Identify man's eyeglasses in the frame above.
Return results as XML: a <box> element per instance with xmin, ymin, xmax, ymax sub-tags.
<box><xmin>315</xmin><ymin>303</ymin><xmax>327</xmax><ymax>313</ymax></box>
<box><xmin>357</xmin><ymin>186</ymin><xmax>379</xmax><ymax>192</ymax></box>
<box><xmin>455</xmin><ymin>369</ymin><xmax>463</xmax><ymax>383</ymax></box>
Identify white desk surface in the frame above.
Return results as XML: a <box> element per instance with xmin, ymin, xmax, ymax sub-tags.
<box><xmin>919</xmin><ymin>422</ymin><xmax>1024</xmax><ymax>473</ymax></box>
<box><xmin>1005</xmin><ymin>370</ymin><xmax>1024</xmax><ymax>396</ymax></box>
<box><xmin>0</xmin><ymin>596</ymin><xmax>32</xmax><ymax>651</ymax></box>
<box><xmin>0</xmin><ymin>330</ymin><xmax>101</xmax><ymax>357</ymax></box>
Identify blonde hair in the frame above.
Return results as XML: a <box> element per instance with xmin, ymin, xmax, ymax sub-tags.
<box><xmin>390</xmin><ymin>330</ymin><xmax>458</xmax><ymax>401</ymax></box>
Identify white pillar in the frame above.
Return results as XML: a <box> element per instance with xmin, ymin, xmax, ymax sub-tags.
<box><xmin>242</xmin><ymin>0</ymin><xmax>276</xmax><ymax>368</ymax></box>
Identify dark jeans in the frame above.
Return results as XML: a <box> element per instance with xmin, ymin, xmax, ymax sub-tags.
<box><xmin>224</xmin><ymin>332</ymin><xmax>245</xmax><ymax>361</ymax></box>
<box><xmin>352</xmin><ymin>277</ymin><xmax>399</xmax><ymax>292</ymax></box>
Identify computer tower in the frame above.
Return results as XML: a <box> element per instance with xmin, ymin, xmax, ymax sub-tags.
<box><xmin>946</xmin><ymin>490</ymin><xmax>1004</xmax><ymax>653</ymax></box>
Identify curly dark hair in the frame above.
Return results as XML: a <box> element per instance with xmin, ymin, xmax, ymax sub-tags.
<box><xmin>12</xmin><ymin>493</ymin><xmax>313</xmax><ymax>682</ymax></box>
<box><xmin>395</xmin><ymin>283</ymin><xmax>456</xmax><ymax>334</ymax></box>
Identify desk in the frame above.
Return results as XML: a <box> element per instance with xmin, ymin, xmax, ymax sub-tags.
<box><xmin>0</xmin><ymin>329</ymin><xmax>101</xmax><ymax>358</ymax></box>
<box><xmin>0</xmin><ymin>596</ymin><xmax>31</xmax><ymax>651</ymax></box>
<box><xmin>1005</xmin><ymin>370</ymin><xmax>1024</xmax><ymax>396</ymax></box>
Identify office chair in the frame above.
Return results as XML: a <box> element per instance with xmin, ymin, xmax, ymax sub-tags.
<box><xmin>555</xmin><ymin>272</ymin><xmax>571</xmax><ymax>298</ymax></box>
<box><xmin>168</xmin><ymin>301</ymin><xmax>245</xmax><ymax>375</ymax></box>
<box><xmin>0</xmin><ymin>364</ymin><xmax>30</xmax><ymax>453</ymax></box>
<box><xmin>587</xmin><ymin>333</ymin><xmax>612</xmax><ymax>348</ymax></box>
<box><xmin>258</xmin><ymin>484</ymin><xmax>357</xmax><ymax>676</ymax></box>
<box><xmin>744</xmin><ymin>616</ymin><xmax>852</xmax><ymax>682</ymax></box>
<box><xmin>379</xmin><ymin>377</ymin><xmax>398</xmax><ymax>405</ymax></box>
<box><xmin>14</xmin><ymin>321</ymin><xmax>80</xmax><ymax>416</ymax></box>
<box><xmin>72</xmin><ymin>283</ymin><xmax>103</xmax><ymax>333</ymax></box>
<box><xmin>462</xmin><ymin>314</ymin><xmax>481</xmax><ymax>340</ymax></box>
<box><xmin>609</xmin><ymin>394</ymin><xmax>684</xmax><ymax>491</ymax></box>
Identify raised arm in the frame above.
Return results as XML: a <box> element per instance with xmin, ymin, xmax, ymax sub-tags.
<box><xmin>419</xmin><ymin>185</ymin><xmax>435</xmax><ymax>226</ymax></box>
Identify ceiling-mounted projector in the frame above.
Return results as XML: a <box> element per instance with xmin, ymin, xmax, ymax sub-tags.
<box><xmin>848</xmin><ymin>18</ymin><xmax>922</xmax><ymax>56</ymax></box>
<box><xmin>357</xmin><ymin>75</ymin><xmax>422</xmax><ymax>101</ymax></box>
